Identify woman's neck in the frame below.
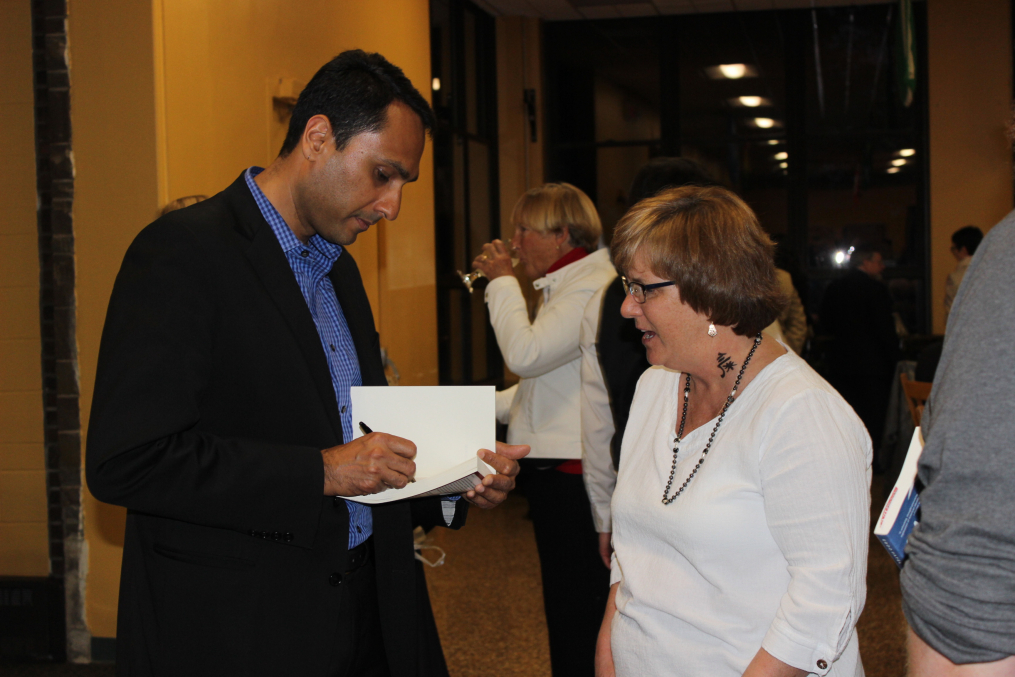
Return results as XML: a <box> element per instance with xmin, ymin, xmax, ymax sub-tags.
<box><xmin>679</xmin><ymin>332</ymin><xmax>786</xmax><ymax>432</ymax></box>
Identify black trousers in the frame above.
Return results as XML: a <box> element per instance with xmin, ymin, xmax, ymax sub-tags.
<box><xmin>325</xmin><ymin>540</ymin><xmax>391</xmax><ymax>677</ymax></box>
<box><xmin>521</xmin><ymin>465</ymin><xmax>611</xmax><ymax>677</ymax></box>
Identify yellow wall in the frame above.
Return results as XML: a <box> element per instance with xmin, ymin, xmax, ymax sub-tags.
<box><xmin>496</xmin><ymin>17</ymin><xmax>545</xmax><ymax>233</ymax></box>
<box><xmin>70</xmin><ymin>0</ymin><xmax>436</xmax><ymax>639</ymax></box>
<box><xmin>70</xmin><ymin>0</ymin><xmax>162</xmax><ymax>640</ymax></box>
<box><xmin>927</xmin><ymin>0</ymin><xmax>1013</xmax><ymax>334</ymax></box>
<box><xmin>0</xmin><ymin>0</ymin><xmax>49</xmax><ymax>577</ymax></box>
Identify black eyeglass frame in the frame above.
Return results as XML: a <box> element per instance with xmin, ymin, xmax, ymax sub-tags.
<box><xmin>621</xmin><ymin>276</ymin><xmax>676</xmax><ymax>303</ymax></box>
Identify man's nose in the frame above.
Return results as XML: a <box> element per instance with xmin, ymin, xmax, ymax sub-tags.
<box><xmin>376</xmin><ymin>187</ymin><xmax>402</xmax><ymax>221</ymax></box>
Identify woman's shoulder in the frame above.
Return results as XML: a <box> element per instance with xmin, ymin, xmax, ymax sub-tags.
<box><xmin>756</xmin><ymin>352</ymin><xmax>855</xmax><ymax>414</ymax></box>
<box><xmin>633</xmin><ymin>365</ymin><xmax>681</xmax><ymax>398</ymax></box>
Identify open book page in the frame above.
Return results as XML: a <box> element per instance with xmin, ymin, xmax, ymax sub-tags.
<box><xmin>342</xmin><ymin>386</ymin><xmax>496</xmax><ymax>505</ymax></box>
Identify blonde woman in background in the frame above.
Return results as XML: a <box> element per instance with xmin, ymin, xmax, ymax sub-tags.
<box><xmin>472</xmin><ymin>183</ymin><xmax>616</xmax><ymax>677</ymax></box>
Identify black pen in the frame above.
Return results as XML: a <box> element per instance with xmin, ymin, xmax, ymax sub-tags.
<box><xmin>359</xmin><ymin>421</ymin><xmax>415</xmax><ymax>483</ymax></box>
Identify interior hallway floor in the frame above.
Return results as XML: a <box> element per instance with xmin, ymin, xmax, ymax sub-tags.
<box><xmin>426</xmin><ymin>475</ymin><xmax>908</xmax><ymax>677</ymax></box>
<box><xmin>0</xmin><ymin>479</ymin><xmax>906</xmax><ymax>676</ymax></box>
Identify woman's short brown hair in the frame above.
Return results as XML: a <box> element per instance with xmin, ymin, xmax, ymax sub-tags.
<box><xmin>511</xmin><ymin>182</ymin><xmax>601</xmax><ymax>252</ymax></box>
<box><xmin>612</xmin><ymin>185</ymin><xmax>785</xmax><ymax>336</ymax></box>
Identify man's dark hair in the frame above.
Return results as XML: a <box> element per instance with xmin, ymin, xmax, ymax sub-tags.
<box><xmin>280</xmin><ymin>50</ymin><xmax>436</xmax><ymax>157</ymax></box>
<box><xmin>951</xmin><ymin>225</ymin><xmax>984</xmax><ymax>256</ymax></box>
<box><xmin>628</xmin><ymin>157</ymin><xmax>717</xmax><ymax>206</ymax></box>
<box><xmin>849</xmin><ymin>243</ymin><xmax>880</xmax><ymax>268</ymax></box>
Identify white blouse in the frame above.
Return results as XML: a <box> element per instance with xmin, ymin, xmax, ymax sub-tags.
<box><xmin>610</xmin><ymin>350</ymin><xmax>871</xmax><ymax>677</ymax></box>
<box><xmin>487</xmin><ymin>248</ymin><xmax>616</xmax><ymax>459</ymax></box>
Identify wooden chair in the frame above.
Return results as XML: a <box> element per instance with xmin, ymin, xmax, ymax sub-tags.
<box><xmin>900</xmin><ymin>372</ymin><xmax>933</xmax><ymax>427</ymax></box>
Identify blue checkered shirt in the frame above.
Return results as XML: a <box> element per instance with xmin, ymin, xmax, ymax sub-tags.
<box><xmin>245</xmin><ymin>167</ymin><xmax>372</xmax><ymax>548</ymax></box>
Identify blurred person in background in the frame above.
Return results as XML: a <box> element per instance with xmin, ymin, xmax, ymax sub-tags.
<box><xmin>472</xmin><ymin>182</ymin><xmax>616</xmax><ymax>677</ymax></box>
<box><xmin>597</xmin><ymin>185</ymin><xmax>870</xmax><ymax>677</ymax></box>
<box><xmin>944</xmin><ymin>225</ymin><xmax>983</xmax><ymax>320</ymax></box>
<box><xmin>819</xmin><ymin>244</ymin><xmax>900</xmax><ymax>458</ymax></box>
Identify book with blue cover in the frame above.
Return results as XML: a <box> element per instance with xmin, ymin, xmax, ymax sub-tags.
<box><xmin>874</xmin><ymin>427</ymin><xmax>924</xmax><ymax>567</ymax></box>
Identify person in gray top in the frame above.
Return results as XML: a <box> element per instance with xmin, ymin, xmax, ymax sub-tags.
<box><xmin>900</xmin><ymin>212</ymin><xmax>1015</xmax><ymax>675</ymax></box>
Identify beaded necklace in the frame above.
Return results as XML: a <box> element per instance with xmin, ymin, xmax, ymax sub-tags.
<box><xmin>661</xmin><ymin>333</ymin><xmax>763</xmax><ymax>504</ymax></box>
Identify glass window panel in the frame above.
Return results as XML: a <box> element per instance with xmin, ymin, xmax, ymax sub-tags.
<box><xmin>471</xmin><ymin>289</ymin><xmax>488</xmax><ymax>382</ymax></box>
<box><xmin>679</xmin><ymin>12</ymin><xmax>787</xmax><ymax>151</ymax></box>
<box><xmin>806</xmin><ymin>137</ymin><xmax>919</xmax><ymax>269</ymax></box>
<box><xmin>805</xmin><ymin>5</ymin><xmax>917</xmax><ymax>134</ymax></box>
<box><xmin>467</xmin><ymin>139</ymin><xmax>490</xmax><ymax>259</ymax></box>
<box><xmin>464</xmin><ymin>10</ymin><xmax>478</xmax><ymax>136</ymax></box>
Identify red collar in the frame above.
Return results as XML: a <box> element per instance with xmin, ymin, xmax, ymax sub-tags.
<box><xmin>545</xmin><ymin>247</ymin><xmax>589</xmax><ymax>275</ymax></box>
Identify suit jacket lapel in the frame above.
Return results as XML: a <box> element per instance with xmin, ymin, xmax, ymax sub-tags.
<box><xmin>224</xmin><ymin>176</ymin><xmax>346</xmax><ymax>442</ymax></box>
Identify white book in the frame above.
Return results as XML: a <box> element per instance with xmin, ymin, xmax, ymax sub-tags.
<box><xmin>342</xmin><ymin>386</ymin><xmax>496</xmax><ymax>505</ymax></box>
<box><xmin>874</xmin><ymin>427</ymin><xmax>924</xmax><ymax>567</ymax></box>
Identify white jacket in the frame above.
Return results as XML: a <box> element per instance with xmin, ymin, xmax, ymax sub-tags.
<box><xmin>486</xmin><ymin>248</ymin><xmax>617</xmax><ymax>459</ymax></box>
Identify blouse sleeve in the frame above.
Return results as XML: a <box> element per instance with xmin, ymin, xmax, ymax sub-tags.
<box><xmin>580</xmin><ymin>283</ymin><xmax>617</xmax><ymax>533</ymax></box>
<box><xmin>757</xmin><ymin>389</ymin><xmax>872</xmax><ymax>675</ymax></box>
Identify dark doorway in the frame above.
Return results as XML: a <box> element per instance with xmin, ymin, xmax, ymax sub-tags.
<box><xmin>431</xmin><ymin>0</ymin><xmax>505</xmax><ymax>386</ymax></box>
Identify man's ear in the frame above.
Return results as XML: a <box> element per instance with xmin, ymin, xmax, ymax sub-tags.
<box><xmin>301</xmin><ymin>115</ymin><xmax>332</xmax><ymax>161</ymax></box>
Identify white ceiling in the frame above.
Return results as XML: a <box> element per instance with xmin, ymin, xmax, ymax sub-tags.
<box><xmin>471</xmin><ymin>0</ymin><xmax>894</xmax><ymax>21</ymax></box>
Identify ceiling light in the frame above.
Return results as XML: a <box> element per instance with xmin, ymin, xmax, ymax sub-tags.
<box><xmin>432</xmin><ymin>77</ymin><xmax>441</xmax><ymax>91</ymax></box>
<box><xmin>891</xmin><ymin>158</ymin><xmax>907</xmax><ymax>167</ymax></box>
<box><xmin>753</xmin><ymin>117</ymin><xmax>775</xmax><ymax>128</ymax></box>
<box><xmin>774</xmin><ymin>152</ymin><xmax>788</xmax><ymax>161</ymax></box>
<box><xmin>834</xmin><ymin>250</ymin><xmax>847</xmax><ymax>265</ymax></box>
<box><xmin>739</xmin><ymin>96</ymin><xmax>762</xmax><ymax>107</ymax></box>
<box><xmin>705</xmin><ymin>64</ymin><xmax>758</xmax><ymax>80</ymax></box>
<box><xmin>897</xmin><ymin>148</ymin><xmax>915</xmax><ymax>157</ymax></box>
<box><xmin>720</xmin><ymin>64</ymin><xmax>747</xmax><ymax>79</ymax></box>
<box><xmin>779</xmin><ymin>162</ymin><xmax>788</xmax><ymax>169</ymax></box>
<box><xmin>766</xmin><ymin>139</ymin><xmax>780</xmax><ymax>145</ymax></box>
<box><xmin>887</xmin><ymin>166</ymin><xmax>901</xmax><ymax>174</ymax></box>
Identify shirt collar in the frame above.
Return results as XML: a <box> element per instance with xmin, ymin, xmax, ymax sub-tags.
<box><xmin>245</xmin><ymin>166</ymin><xmax>342</xmax><ymax>264</ymax></box>
<box><xmin>545</xmin><ymin>246</ymin><xmax>588</xmax><ymax>275</ymax></box>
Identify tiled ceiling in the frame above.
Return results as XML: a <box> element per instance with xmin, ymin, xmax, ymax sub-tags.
<box><xmin>472</xmin><ymin>0</ymin><xmax>893</xmax><ymax>21</ymax></box>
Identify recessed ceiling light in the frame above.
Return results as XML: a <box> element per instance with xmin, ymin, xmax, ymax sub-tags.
<box><xmin>891</xmin><ymin>158</ymin><xmax>907</xmax><ymax>166</ymax></box>
<box><xmin>720</xmin><ymin>64</ymin><xmax>747</xmax><ymax>79</ymax></box>
<box><xmin>897</xmin><ymin>148</ymin><xmax>916</xmax><ymax>157</ymax></box>
<box><xmin>753</xmin><ymin>117</ymin><xmax>775</xmax><ymax>129</ymax></box>
<box><xmin>739</xmin><ymin>96</ymin><xmax>762</xmax><ymax>107</ymax></box>
<box><xmin>779</xmin><ymin>162</ymin><xmax>788</xmax><ymax>169</ymax></box>
<box><xmin>887</xmin><ymin>167</ymin><xmax>901</xmax><ymax>174</ymax></box>
<box><xmin>766</xmin><ymin>139</ymin><xmax>780</xmax><ymax>145</ymax></box>
<box><xmin>774</xmin><ymin>152</ymin><xmax>788</xmax><ymax>161</ymax></box>
<box><xmin>705</xmin><ymin>64</ymin><xmax>758</xmax><ymax>80</ymax></box>
<box><xmin>432</xmin><ymin>77</ymin><xmax>441</xmax><ymax>91</ymax></box>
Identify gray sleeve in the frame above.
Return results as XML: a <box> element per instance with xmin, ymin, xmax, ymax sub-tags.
<box><xmin>899</xmin><ymin>212</ymin><xmax>1015</xmax><ymax>663</ymax></box>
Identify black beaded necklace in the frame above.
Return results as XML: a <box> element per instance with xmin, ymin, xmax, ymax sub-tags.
<box><xmin>661</xmin><ymin>332</ymin><xmax>763</xmax><ymax>505</ymax></box>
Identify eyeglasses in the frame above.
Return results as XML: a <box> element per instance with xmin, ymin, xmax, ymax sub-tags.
<box><xmin>621</xmin><ymin>276</ymin><xmax>676</xmax><ymax>303</ymax></box>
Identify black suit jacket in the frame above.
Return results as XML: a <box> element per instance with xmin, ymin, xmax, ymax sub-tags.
<box><xmin>86</xmin><ymin>174</ymin><xmax>463</xmax><ymax>677</ymax></box>
<box><xmin>596</xmin><ymin>276</ymin><xmax>651</xmax><ymax>470</ymax></box>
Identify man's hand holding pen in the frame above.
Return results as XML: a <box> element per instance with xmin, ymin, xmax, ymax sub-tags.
<box><xmin>321</xmin><ymin>432</ymin><xmax>418</xmax><ymax>496</ymax></box>
<box><xmin>463</xmin><ymin>442</ymin><xmax>529</xmax><ymax>509</ymax></box>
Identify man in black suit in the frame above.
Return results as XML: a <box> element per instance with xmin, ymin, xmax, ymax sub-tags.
<box><xmin>819</xmin><ymin>244</ymin><xmax>901</xmax><ymax>455</ymax></box>
<box><xmin>86</xmin><ymin>50</ymin><xmax>525</xmax><ymax>677</ymax></box>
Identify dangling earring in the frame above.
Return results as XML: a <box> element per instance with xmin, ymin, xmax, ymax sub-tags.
<box><xmin>708</xmin><ymin>323</ymin><xmax>717</xmax><ymax>337</ymax></box>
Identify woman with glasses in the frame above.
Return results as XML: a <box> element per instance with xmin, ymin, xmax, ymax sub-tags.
<box><xmin>596</xmin><ymin>185</ymin><xmax>871</xmax><ymax>677</ymax></box>
<box><xmin>471</xmin><ymin>182</ymin><xmax>616</xmax><ymax>677</ymax></box>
